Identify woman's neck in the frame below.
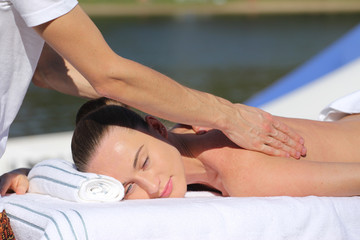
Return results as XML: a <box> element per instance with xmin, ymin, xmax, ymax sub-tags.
<box><xmin>167</xmin><ymin>132</ymin><xmax>211</xmax><ymax>185</ymax></box>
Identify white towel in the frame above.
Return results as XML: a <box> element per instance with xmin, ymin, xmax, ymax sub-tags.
<box><xmin>2</xmin><ymin>193</ymin><xmax>360</xmax><ymax>240</ymax></box>
<box><xmin>28</xmin><ymin>159</ymin><xmax>124</xmax><ymax>202</ymax></box>
<box><xmin>319</xmin><ymin>90</ymin><xmax>360</xmax><ymax>121</ymax></box>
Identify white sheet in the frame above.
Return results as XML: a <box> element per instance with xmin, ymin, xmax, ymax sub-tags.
<box><xmin>319</xmin><ymin>90</ymin><xmax>360</xmax><ymax>121</ymax></box>
<box><xmin>1</xmin><ymin>193</ymin><xmax>359</xmax><ymax>240</ymax></box>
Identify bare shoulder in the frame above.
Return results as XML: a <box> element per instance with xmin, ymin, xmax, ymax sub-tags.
<box><xmin>195</xmin><ymin>132</ymin><xmax>264</xmax><ymax>196</ymax></box>
<box><xmin>194</xmin><ymin>130</ymin><xmax>239</xmax><ymax>168</ymax></box>
<box><xmin>204</xmin><ymin>147</ymin><xmax>274</xmax><ymax>197</ymax></box>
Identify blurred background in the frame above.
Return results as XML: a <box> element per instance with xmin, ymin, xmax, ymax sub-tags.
<box><xmin>10</xmin><ymin>0</ymin><xmax>360</xmax><ymax>137</ymax></box>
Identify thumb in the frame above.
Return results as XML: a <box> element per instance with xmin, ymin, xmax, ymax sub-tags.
<box><xmin>192</xmin><ymin>126</ymin><xmax>211</xmax><ymax>135</ymax></box>
<box><xmin>13</xmin><ymin>177</ymin><xmax>29</xmax><ymax>195</ymax></box>
<box><xmin>15</xmin><ymin>184</ymin><xmax>28</xmax><ymax>195</ymax></box>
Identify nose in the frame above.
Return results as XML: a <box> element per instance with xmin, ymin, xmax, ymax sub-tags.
<box><xmin>136</xmin><ymin>174</ymin><xmax>160</xmax><ymax>195</ymax></box>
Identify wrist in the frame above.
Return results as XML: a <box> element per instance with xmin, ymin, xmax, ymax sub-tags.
<box><xmin>212</xmin><ymin>97</ymin><xmax>239</xmax><ymax>133</ymax></box>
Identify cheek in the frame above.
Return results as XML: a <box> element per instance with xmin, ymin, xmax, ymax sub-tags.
<box><xmin>159</xmin><ymin>145</ymin><xmax>182</xmax><ymax>165</ymax></box>
<box><xmin>173</xmin><ymin>180</ymin><xmax>187</xmax><ymax>198</ymax></box>
<box><xmin>126</xmin><ymin>187</ymin><xmax>151</xmax><ymax>200</ymax></box>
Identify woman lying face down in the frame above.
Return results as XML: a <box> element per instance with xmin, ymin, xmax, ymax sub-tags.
<box><xmin>72</xmin><ymin>100</ymin><xmax>360</xmax><ymax>200</ymax></box>
<box><xmin>72</xmin><ymin>105</ymin><xmax>190</xmax><ymax>199</ymax></box>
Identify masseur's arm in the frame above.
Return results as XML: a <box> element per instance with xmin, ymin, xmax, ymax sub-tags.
<box><xmin>33</xmin><ymin>4</ymin><xmax>305</xmax><ymax>158</ymax></box>
<box><xmin>32</xmin><ymin>43</ymin><xmax>99</xmax><ymax>99</ymax></box>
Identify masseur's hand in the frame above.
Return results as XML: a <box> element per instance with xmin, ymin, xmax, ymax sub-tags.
<box><xmin>224</xmin><ymin>104</ymin><xmax>306</xmax><ymax>159</ymax></box>
<box><xmin>0</xmin><ymin>168</ymin><xmax>30</xmax><ymax>196</ymax></box>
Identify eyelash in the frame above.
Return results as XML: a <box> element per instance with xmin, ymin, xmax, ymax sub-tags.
<box><xmin>125</xmin><ymin>183</ymin><xmax>134</xmax><ymax>195</ymax></box>
<box><xmin>125</xmin><ymin>157</ymin><xmax>149</xmax><ymax>196</ymax></box>
<box><xmin>142</xmin><ymin>156</ymin><xmax>149</xmax><ymax>170</ymax></box>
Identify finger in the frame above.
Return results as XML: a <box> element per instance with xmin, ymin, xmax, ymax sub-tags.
<box><xmin>15</xmin><ymin>184</ymin><xmax>28</xmax><ymax>195</ymax></box>
<box><xmin>271</xmin><ymin>122</ymin><xmax>307</xmax><ymax>157</ymax></box>
<box><xmin>301</xmin><ymin>146</ymin><xmax>307</xmax><ymax>156</ymax></box>
<box><xmin>268</xmin><ymin>138</ymin><xmax>299</xmax><ymax>159</ymax></box>
<box><xmin>264</xmin><ymin>136</ymin><xmax>301</xmax><ymax>159</ymax></box>
<box><xmin>259</xmin><ymin>144</ymin><xmax>289</xmax><ymax>158</ymax></box>
<box><xmin>278</xmin><ymin>142</ymin><xmax>301</xmax><ymax>159</ymax></box>
<box><xmin>192</xmin><ymin>126</ymin><xmax>211</xmax><ymax>135</ymax></box>
<box><xmin>270</xmin><ymin>129</ymin><xmax>303</xmax><ymax>153</ymax></box>
<box><xmin>273</xmin><ymin>119</ymin><xmax>304</xmax><ymax>145</ymax></box>
<box><xmin>0</xmin><ymin>180</ymin><xmax>11</xmax><ymax>197</ymax></box>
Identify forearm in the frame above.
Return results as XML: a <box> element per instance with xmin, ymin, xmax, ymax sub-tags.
<box><xmin>227</xmin><ymin>154</ymin><xmax>360</xmax><ymax>197</ymax></box>
<box><xmin>32</xmin><ymin>43</ymin><xmax>99</xmax><ymax>99</ymax></box>
<box><xmin>34</xmin><ymin>8</ymin><xmax>234</xmax><ymax>131</ymax></box>
<box><xmin>99</xmin><ymin>57</ymin><xmax>234</xmax><ymax>129</ymax></box>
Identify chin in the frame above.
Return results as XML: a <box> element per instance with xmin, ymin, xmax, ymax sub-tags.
<box><xmin>170</xmin><ymin>192</ymin><xmax>186</xmax><ymax>198</ymax></box>
<box><xmin>173</xmin><ymin>185</ymin><xmax>187</xmax><ymax>198</ymax></box>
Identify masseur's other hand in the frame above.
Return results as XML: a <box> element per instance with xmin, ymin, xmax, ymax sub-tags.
<box><xmin>225</xmin><ymin>104</ymin><xmax>306</xmax><ymax>159</ymax></box>
<box><xmin>192</xmin><ymin>126</ymin><xmax>211</xmax><ymax>135</ymax></box>
<box><xmin>0</xmin><ymin>168</ymin><xmax>30</xmax><ymax>196</ymax></box>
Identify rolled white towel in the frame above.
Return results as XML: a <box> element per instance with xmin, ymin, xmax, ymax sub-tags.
<box><xmin>28</xmin><ymin>159</ymin><xmax>124</xmax><ymax>202</ymax></box>
<box><xmin>319</xmin><ymin>90</ymin><xmax>360</xmax><ymax>121</ymax></box>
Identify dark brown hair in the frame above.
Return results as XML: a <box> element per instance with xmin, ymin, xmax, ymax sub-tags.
<box><xmin>72</xmin><ymin>104</ymin><xmax>148</xmax><ymax>172</ymax></box>
<box><xmin>75</xmin><ymin>97</ymin><xmax>128</xmax><ymax>125</ymax></box>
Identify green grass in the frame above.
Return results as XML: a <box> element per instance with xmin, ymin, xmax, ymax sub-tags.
<box><xmin>79</xmin><ymin>0</ymin><xmax>360</xmax><ymax>16</ymax></box>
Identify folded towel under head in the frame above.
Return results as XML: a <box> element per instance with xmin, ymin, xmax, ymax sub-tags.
<box><xmin>28</xmin><ymin>159</ymin><xmax>124</xmax><ymax>202</ymax></box>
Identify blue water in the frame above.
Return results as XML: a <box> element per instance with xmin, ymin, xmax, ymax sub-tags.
<box><xmin>10</xmin><ymin>13</ymin><xmax>360</xmax><ymax>137</ymax></box>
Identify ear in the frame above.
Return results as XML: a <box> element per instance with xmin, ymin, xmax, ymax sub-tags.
<box><xmin>145</xmin><ymin>115</ymin><xmax>168</xmax><ymax>138</ymax></box>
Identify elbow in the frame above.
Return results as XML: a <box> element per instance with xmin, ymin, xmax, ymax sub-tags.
<box><xmin>92</xmin><ymin>83</ymin><xmax>110</xmax><ymax>98</ymax></box>
<box><xmin>31</xmin><ymin>76</ymin><xmax>43</xmax><ymax>88</ymax></box>
<box><xmin>86</xmin><ymin>56</ymin><xmax>132</xmax><ymax>100</ymax></box>
<box><xmin>32</xmin><ymin>69</ymin><xmax>50</xmax><ymax>89</ymax></box>
<box><xmin>90</xmin><ymin>75</ymin><xmax>128</xmax><ymax>100</ymax></box>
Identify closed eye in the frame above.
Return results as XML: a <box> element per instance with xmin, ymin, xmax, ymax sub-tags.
<box><xmin>125</xmin><ymin>183</ymin><xmax>135</xmax><ymax>195</ymax></box>
<box><xmin>142</xmin><ymin>157</ymin><xmax>149</xmax><ymax>170</ymax></box>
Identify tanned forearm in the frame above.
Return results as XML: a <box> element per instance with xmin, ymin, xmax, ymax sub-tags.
<box><xmin>33</xmin><ymin>5</ymin><xmax>306</xmax><ymax>158</ymax></box>
<box><xmin>32</xmin><ymin>43</ymin><xmax>99</xmax><ymax>99</ymax></box>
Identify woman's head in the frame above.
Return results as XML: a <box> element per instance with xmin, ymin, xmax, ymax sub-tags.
<box><xmin>75</xmin><ymin>97</ymin><xmax>128</xmax><ymax>124</ymax></box>
<box><xmin>72</xmin><ymin>102</ymin><xmax>187</xmax><ymax>199</ymax></box>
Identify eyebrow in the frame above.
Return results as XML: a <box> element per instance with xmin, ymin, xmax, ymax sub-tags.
<box><xmin>133</xmin><ymin>144</ymin><xmax>144</xmax><ymax>169</ymax></box>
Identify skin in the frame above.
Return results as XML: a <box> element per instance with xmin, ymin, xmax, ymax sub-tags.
<box><xmin>88</xmin><ymin>124</ymin><xmax>188</xmax><ymax>199</ymax></box>
<box><xmin>31</xmin><ymin>4</ymin><xmax>306</xmax><ymax>158</ymax></box>
<box><xmin>0</xmin><ymin>168</ymin><xmax>30</xmax><ymax>196</ymax></box>
<box><xmin>1</xmin><ymin>113</ymin><xmax>359</xmax><ymax>198</ymax></box>
<box><xmin>32</xmin><ymin>43</ymin><xmax>99</xmax><ymax>99</ymax></box>
<box><xmin>87</xmin><ymin>114</ymin><xmax>360</xmax><ymax>200</ymax></box>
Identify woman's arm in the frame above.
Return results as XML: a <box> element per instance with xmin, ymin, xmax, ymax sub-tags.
<box><xmin>0</xmin><ymin>168</ymin><xmax>30</xmax><ymax>196</ymax></box>
<box><xmin>221</xmin><ymin>151</ymin><xmax>360</xmax><ymax>197</ymax></box>
<box><xmin>33</xmin><ymin>5</ymin><xmax>305</xmax><ymax>158</ymax></box>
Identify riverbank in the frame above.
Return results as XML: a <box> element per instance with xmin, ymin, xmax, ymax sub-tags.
<box><xmin>81</xmin><ymin>1</ymin><xmax>360</xmax><ymax>17</ymax></box>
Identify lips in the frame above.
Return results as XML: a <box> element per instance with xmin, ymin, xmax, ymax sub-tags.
<box><xmin>160</xmin><ymin>177</ymin><xmax>173</xmax><ymax>198</ymax></box>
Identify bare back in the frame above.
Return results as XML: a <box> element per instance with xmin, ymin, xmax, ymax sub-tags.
<box><xmin>186</xmin><ymin>114</ymin><xmax>360</xmax><ymax>197</ymax></box>
<box><xmin>277</xmin><ymin>113</ymin><xmax>360</xmax><ymax>163</ymax></box>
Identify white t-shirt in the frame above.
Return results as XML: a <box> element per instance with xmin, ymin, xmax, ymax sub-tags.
<box><xmin>0</xmin><ymin>0</ymin><xmax>78</xmax><ymax>159</ymax></box>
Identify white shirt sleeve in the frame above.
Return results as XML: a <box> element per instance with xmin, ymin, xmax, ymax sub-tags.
<box><xmin>10</xmin><ymin>0</ymin><xmax>78</xmax><ymax>27</ymax></box>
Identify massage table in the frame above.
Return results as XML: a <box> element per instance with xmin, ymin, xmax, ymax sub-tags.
<box><xmin>1</xmin><ymin>192</ymin><xmax>360</xmax><ymax>240</ymax></box>
<box><xmin>1</xmin><ymin>91</ymin><xmax>360</xmax><ymax>239</ymax></box>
